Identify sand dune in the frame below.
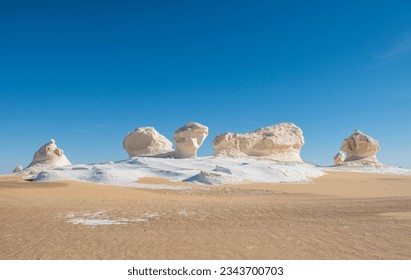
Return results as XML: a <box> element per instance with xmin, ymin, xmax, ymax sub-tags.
<box><xmin>0</xmin><ymin>172</ymin><xmax>410</xmax><ymax>260</ymax></box>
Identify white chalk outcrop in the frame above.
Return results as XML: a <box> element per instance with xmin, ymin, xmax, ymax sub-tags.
<box><xmin>334</xmin><ymin>130</ymin><xmax>382</xmax><ymax>166</ymax></box>
<box><xmin>13</xmin><ymin>165</ymin><xmax>23</xmax><ymax>173</ymax></box>
<box><xmin>26</xmin><ymin>139</ymin><xmax>72</xmax><ymax>173</ymax></box>
<box><xmin>333</xmin><ymin>151</ymin><xmax>345</xmax><ymax>166</ymax></box>
<box><xmin>173</xmin><ymin>122</ymin><xmax>209</xmax><ymax>158</ymax></box>
<box><xmin>213</xmin><ymin>122</ymin><xmax>304</xmax><ymax>162</ymax></box>
<box><xmin>123</xmin><ymin>127</ymin><xmax>173</xmax><ymax>157</ymax></box>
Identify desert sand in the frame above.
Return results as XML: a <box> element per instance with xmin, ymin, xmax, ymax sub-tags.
<box><xmin>0</xmin><ymin>172</ymin><xmax>410</xmax><ymax>260</ymax></box>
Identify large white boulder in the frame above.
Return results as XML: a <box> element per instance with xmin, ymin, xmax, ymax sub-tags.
<box><xmin>173</xmin><ymin>122</ymin><xmax>209</xmax><ymax>158</ymax></box>
<box><xmin>26</xmin><ymin>139</ymin><xmax>72</xmax><ymax>173</ymax></box>
<box><xmin>339</xmin><ymin>129</ymin><xmax>381</xmax><ymax>165</ymax></box>
<box><xmin>333</xmin><ymin>130</ymin><xmax>382</xmax><ymax>166</ymax></box>
<box><xmin>213</xmin><ymin>122</ymin><xmax>304</xmax><ymax>162</ymax></box>
<box><xmin>123</xmin><ymin>127</ymin><xmax>173</xmax><ymax>157</ymax></box>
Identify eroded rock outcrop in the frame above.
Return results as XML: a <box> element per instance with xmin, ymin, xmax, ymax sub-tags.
<box><xmin>213</xmin><ymin>122</ymin><xmax>304</xmax><ymax>162</ymax></box>
<box><xmin>123</xmin><ymin>127</ymin><xmax>173</xmax><ymax>157</ymax></box>
<box><xmin>26</xmin><ymin>139</ymin><xmax>72</xmax><ymax>173</ymax></box>
<box><xmin>335</xmin><ymin>130</ymin><xmax>382</xmax><ymax>166</ymax></box>
<box><xmin>333</xmin><ymin>151</ymin><xmax>345</xmax><ymax>166</ymax></box>
<box><xmin>13</xmin><ymin>165</ymin><xmax>23</xmax><ymax>173</ymax></box>
<box><xmin>173</xmin><ymin>122</ymin><xmax>208</xmax><ymax>158</ymax></box>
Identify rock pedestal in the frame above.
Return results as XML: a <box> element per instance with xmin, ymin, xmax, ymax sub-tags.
<box><xmin>173</xmin><ymin>122</ymin><xmax>209</xmax><ymax>158</ymax></box>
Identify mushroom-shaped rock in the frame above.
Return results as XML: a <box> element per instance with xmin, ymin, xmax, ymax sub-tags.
<box><xmin>213</xmin><ymin>122</ymin><xmax>304</xmax><ymax>162</ymax></box>
<box><xmin>26</xmin><ymin>139</ymin><xmax>71</xmax><ymax>173</ymax></box>
<box><xmin>333</xmin><ymin>151</ymin><xmax>345</xmax><ymax>166</ymax></box>
<box><xmin>123</xmin><ymin>127</ymin><xmax>173</xmax><ymax>157</ymax></box>
<box><xmin>13</xmin><ymin>165</ymin><xmax>23</xmax><ymax>173</ymax></box>
<box><xmin>173</xmin><ymin>122</ymin><xmax>209</xmax><ymax>158</ymax></box>
<box><xmin>341</xmin><ymin>130</ymin><xmax>380</xmax><ymax>163</ymax></box>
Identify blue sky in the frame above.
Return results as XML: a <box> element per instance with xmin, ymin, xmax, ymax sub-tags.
<box><xmin>1</xmin><ymin>0</ymin><xmax>411</xmax><ymax>174</ymax></box>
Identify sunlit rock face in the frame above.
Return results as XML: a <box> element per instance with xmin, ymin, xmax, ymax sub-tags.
<box><xmin>213</xmin><ymin>122</ymin><xmax>305</xmax><ymax>162</ymax></box>
<box><xmin>13</xmin><ymin>165</ymin><xmax>23</xmax><ymax>173</ymax></box>
<box><xmin>173</xmin><ymin>122</ymin><xmax>209</xmax><ymax>158</ymax></box>
<box><xmin>333</xmin><ymin>130</ymin><xmax>382</xmax><ymax>167</ymax></box>
<box><xmin>123</xmin><ymin>127</ymin><xmax>173</xmax><ymax>157</ymax></box>
<box><xmin>26</xmin><ymin>139</ymin><xmax>72</xmax><ymax>173</ymax></box>
<box><xmin>340</xmin><ymin>129</ymin><xmax>380</xmax><ymax>164</ymax></box>
<box><xmin>333</xmin><ymin>151</ymin><xmax>345</xmax><ymax>166</ymax></box>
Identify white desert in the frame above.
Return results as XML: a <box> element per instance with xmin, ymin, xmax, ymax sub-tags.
<box><xmin>1</xmin><ymin>123</ymin><xmax>411</xmax><ymax>260</ymax></box>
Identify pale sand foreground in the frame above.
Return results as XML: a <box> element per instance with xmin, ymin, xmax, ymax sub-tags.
<box><xmin>0</xmin><ymin>172</ymin><xmax>410</xmax><ymax>260</ymax></box>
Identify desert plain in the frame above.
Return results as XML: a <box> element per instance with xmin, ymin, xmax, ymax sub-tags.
<box><xmin>0</xmin><ymin>171</ymin><xmax>410</xmax><ymax>260</ymax></box>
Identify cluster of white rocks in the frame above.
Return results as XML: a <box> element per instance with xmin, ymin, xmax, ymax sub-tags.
<box><xmin>122</xmin><ymin>122</ymin><xmax>305</xmax><ymax>162</ymax></box>
<box><xmin>122</xmin><ymin>122</ymin><xmax>209</xmax><ymax>159</ymax></box>
<box><xmin>12</xmin><ymin>122</ymin><xmax>390</xmax><ymax>176</ymax></box>
<box><xmin>122</xmin><ymin>123</ymin><xmax>387</xmax><ymax>169</ymax></box>
<box><xmin>333</xmin><ymin>130</ymin><xmax>383</xmax><ymax>167</ymax></box>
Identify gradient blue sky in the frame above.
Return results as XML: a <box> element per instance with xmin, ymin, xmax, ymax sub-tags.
<box><xmin>1</xmin><ymin>0</ymin><xmax>411</xmax><ymax>174</ymax></box>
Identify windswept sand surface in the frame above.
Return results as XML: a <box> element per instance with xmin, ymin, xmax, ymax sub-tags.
<box><xmin>0</xmin><ymin>172</ymin><xmax>410</xmax><ymax>260</ymax></box>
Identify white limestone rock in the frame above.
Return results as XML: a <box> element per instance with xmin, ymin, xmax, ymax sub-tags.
<box><xmin>173</xmin><ymin>122</ymin><xmax>209</xmax><ymax>158</ymax></box>
<box><xmin>340</xmin><ymin>129</ymin><xmax>380</xmax><ymax>165</ymax></box>
<box><xmin>332</xmin><ymin>130</ymin><xmax>383</xmax><ymax>167</ymax></box>
<box><xmin>333</xmin><ymin>151</ymin><xmax>345</xmax><ymax>166</ymax></box>
<box><xmin>213</xmin><ymin>122</ymin><xmax>304</xmax><ymax>162</ymax></box>
<box><xmin>123</xmin><ymin>127</ymin><xmax>173</xmax><ymax>157</ymax></box>
<box><xmin>13</xmin><ymin>165</ymin><xmax>23</xmax><ymax>173</ymax></box>
<box><xmin>26</xmin><ymin>139</ymin><xmax>72</xmax><ymax>173</ymax></box>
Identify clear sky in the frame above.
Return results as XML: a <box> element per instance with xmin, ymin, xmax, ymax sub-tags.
<box><xmin>1</xmin><ymin>0</ymin><xmax>410</xmax><ymax>174</ymax></box>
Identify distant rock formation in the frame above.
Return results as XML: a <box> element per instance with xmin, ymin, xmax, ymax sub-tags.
<box><xmin>26</xmin><ymin>139</ymin><xmax>72</xmax><ymax>173</ymax></box>
<box><xmin>335</xmin><ymin>130</ymin><xmax>382</xmax><ymax>166</ymax></box>
<box><xmin>333</xmin><ymin>151</ymin><xmax>345</xmax><ymax>166</ymax></box>
<box><xmin>173</xmin><ymin>122</ymin><xmax>209</xmax><ymax>158</ymax></box>
<box><xmin>123</xmin><ymin>127</ymin><xmax>173</xmax><ymax>157</ymax></box>
<box><xmin>13</xmin><ymin>165</ymin><xmax>23</xmax><ymax>173</ymax></box>
<box><xmin>213</xmin><ymin>122</ymin><xmax>304</xmax><ymax>162</ymax></box>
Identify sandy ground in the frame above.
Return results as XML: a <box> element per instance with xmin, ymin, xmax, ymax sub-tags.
<box><xmin>0</xmin><ymin>172</ymin><xmax>410</xmax><ymax>260</ymax></box>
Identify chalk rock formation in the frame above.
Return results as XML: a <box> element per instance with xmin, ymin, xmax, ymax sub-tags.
<box><xmin>333</xmin><ymin>130</ymin><xmax>382</xmax><ymax>167</ymax></box>
<box><xmin>333</xmin><ymin>151</ymin><xmax>345</xmax><ymax>166</ymax></box>
<box><xmin>173</xmin><ymin>122</ymin><xmax>209</xmax><ymax>158</ymax></box>
<box><xmin>123</xmin><ymin>127</ymin><xmax>173</xmax><ymax>157</ymax></box>
<box><xmin>13</xmin><ymin>165</ymin><xmax>23</xmax><ymax>173</ymax></box>
<box><xmin>26</xmin><ymin>139</ymin><xmax>72</xmax><ymax>173</ymax></box>
<box><xmin>213</xmin><ymin>122</ymin><xmax>304</xmax><ymax>162</ymax></box>
<box><xmin>340</xmin><ymin>130</ymin><xmax>380</xmax><ymax>164</ymax></box>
